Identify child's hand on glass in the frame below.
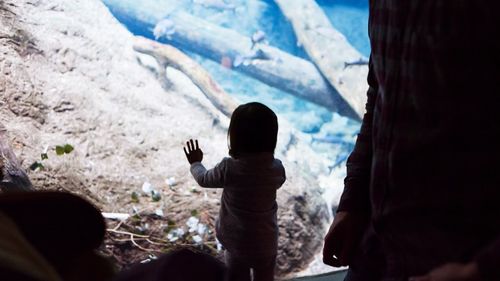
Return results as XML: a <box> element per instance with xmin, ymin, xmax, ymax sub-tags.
<box><xmin>183</xmin><ymin>139</ymin><xmax>203</xmax><ymax>164</ymax></box>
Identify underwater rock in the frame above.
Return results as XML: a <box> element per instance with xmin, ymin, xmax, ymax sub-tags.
<box><xmin>0</xmin><ymin>123</ymin><xmax>33</xmax><ymax>192</ymax></box>
<box><xmin>276</xmin><ymin>180</ymin><xmax>329</xmax><ymax>276</ymax></box>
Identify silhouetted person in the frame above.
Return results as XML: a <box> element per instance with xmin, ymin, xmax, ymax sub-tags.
<box><xmin>113</xmin><ymin>248</ymin><xmax>226</xmax><ymax>281</ymax></box>
<box><xmin>183</xmin><ymin>102</ymin><xmax>286</xmax><ymax>281</ymax></box>
<box><xmin>323</xmin><ymin>1</ymin><xmax>500</xmax><ymax>281</ymax></box>
<box><xmin>0</xmin><ymin>191</ymin><xmax>114</xmax><ymax>281</ymax></box>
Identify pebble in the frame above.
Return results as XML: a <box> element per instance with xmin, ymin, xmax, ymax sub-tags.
<box><xmin>167</xmin><ymin>228</ymin><xmax>185</xmax><ymax>242</ymax></box>
<box><xmin>192</xmin><ymin>235</ymin><xmax>202</xmax><ymax>244</ymax></box>
<box><xmin>186</xmin><ymin>216</ymin><xmax>200</xmax><ymax>232</ymax></box>
<box><xmin>165</xmin><ymin>177</ymin><xmax>177</xmax><ymax>187</ymax></box>
<box><xmin>142</xmin><ymin>181</ymin><xmax>153</xmax><ymax>194</ymax></box>
<box><xmin>154</xmin><ymin>208</ymin><xmax>164</xmax><ymax>217</ymax></box>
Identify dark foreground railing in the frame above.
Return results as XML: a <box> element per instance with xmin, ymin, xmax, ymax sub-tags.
<box><xmin>289</xmin><ymin>269</ymin><xmax>347</xmax><ymax>281</ymax></box>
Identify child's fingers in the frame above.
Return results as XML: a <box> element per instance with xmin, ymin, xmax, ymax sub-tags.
<box><xmin>189</xmin><ymin>139</ymin><xmax>195</xmax><ymax>152</ymax></box>
<box><xmin>183</xmin><ymin>146</ymin><xmax>189</xmax><ymax>158</ymax></box>
<box><xmin>188</xmin><ymin>139</ymin><xmax>195</xmax><ymax>152</ymax></box>
<box><xmin>195</xmin><ymin>139</ymin><xmax>199</xmax><ymax>150</ymax></box>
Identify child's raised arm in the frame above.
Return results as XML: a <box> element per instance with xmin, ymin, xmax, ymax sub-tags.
<box><xmin>190</xmin><ymin>160</ymin><xmax>226</xmax><ymax>188</ymax></box>
<box><xmin>183</xmin><ymin>139</ymin><xmax>226</xmax><ymax>188</ymax></box>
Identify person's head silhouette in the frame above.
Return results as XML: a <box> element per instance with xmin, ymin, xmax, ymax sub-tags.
<box><xmin>227</xmin><ymin>102</ymin><xmax>278</xmax><ymax>159</ymax></box>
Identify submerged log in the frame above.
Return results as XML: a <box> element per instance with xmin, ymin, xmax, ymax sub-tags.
<box><xmin>274</xmin><ymin>0</ymin><xmax>369</xmax><ymax>119</ymax></box>
<box><xmin>0</xmin><ymin>123</ymin><xmax>33</xmax><ymax>192</ymax></box>
<box><xmin>101</xmin><ymin>0</ymin><xmax>359</xmax><ymax>119</ymax></box>
<box><xmin>134</xmin><ymin>36</ymin><xmax>238</xmax><ymax>117</ymax></box>
<box><xmin>155</xmin><ymin>12</ymin><xmax>358</xmax><ymax>119</ymax></box>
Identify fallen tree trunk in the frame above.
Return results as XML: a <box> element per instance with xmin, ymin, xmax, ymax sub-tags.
<box><xmin>274</xmin><ymin>0</ymin><xmax>369</xmax><ymax>119</ymax></box>
<box><xmin>157</xmin><ymin>12</ymin><xmax>358</xmax><ymax>120</ymax></box>
<box><xmin>101</xmin><ymin>0</ymin><xmax>360</xmax><ymax>119</ymax></box>
<box><xmin>0</xmin><ymin>123</ymin><xmax>33</xmax><ymax>192</ymax></box>
<box><xmin>134</xmin><ymin>36</ymin><xmax>238</xmax><ymax>117</ymax></box>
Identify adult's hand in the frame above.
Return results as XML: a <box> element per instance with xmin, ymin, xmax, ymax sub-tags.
<box><xmin>323</xmin><ymin>211</ymin><xmax>367</xmax><ymax>267</ymax></box>
<box><xmin>409</xmin><ymin>262</ymin><xmax>480</xmax><ymax>281</ymax></box>
<box><xmin>183</xmin><ymin>139</ymin><xmax>203</xmax><ymax>164</ymax></box>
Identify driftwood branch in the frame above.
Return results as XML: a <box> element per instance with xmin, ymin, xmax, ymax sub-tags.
<box><xmin>133</xmin><ymin>36</ymin><xmax>238</xmax><ymax>118</ymax></box>
<box><xmin>0</xmin><ymin>123</ymin><xmax>33</xmax><ymax>192</ymax></box>
<box><xmin>274</xmin><ymin>0</ymin><xmax>369</xmax><ymax>119</ymax></box>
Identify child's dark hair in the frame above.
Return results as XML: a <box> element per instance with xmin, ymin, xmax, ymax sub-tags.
<box><xmin>228</xmin><ymin>102</ymin><xmax>278</xmax><ymax>158</ymax></box>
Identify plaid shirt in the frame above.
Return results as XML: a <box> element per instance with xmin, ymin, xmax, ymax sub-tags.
<box><xmin>338</xmin><ymin>0</ymin><xmax>500</xmax><ymax>278</ymax></box>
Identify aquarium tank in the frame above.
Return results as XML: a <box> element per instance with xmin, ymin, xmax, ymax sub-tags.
<box><xmin>102</xmin><ymin>0</ymin><xmax>369</xmax><ymax>276</ymax></box>
<box><xmin>0</xmin><ymin>0</ymin><xmax>370</xmax><ymax>279</ymax></box>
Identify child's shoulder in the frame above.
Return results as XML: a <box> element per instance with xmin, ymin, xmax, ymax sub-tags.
<box><xmin>216</xmin><ymin>157</ymin><xmax>232</xmax><ymax>166</ymax></box>
<box><xmin>272</xmin><ymin>157</ymin><xmax>284</xmax><ymax>167</ymax></box>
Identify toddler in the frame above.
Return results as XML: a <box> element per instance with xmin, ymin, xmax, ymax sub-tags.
<box><xmin>183</xmin><ymin>102</ymin><xmax>286</xmax><ymax>281</ymax></box>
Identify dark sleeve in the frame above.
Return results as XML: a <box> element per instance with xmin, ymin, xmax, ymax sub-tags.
<box><xmin>276</xmin><ymin>159</ymin><xmax>286</xmax><ymax>189</ymax></box>
<box><xmin>336</xmin><ymin>57</ymin><xmax>377</xmax><ymax>214</ymax></box>
<box><xmin>190</xmin><ymin>158</ymin><xmax>227</xmax><ymax>188</ymax></box>
<box><xmin>281</xmin><ymin>164</ymin><xmax>286</xmax><ymax>187</ymax></box>
<box><xmin>476</xmin><ymin>237</ymin><xmax>500</xmax><ymax>280</ymax></box>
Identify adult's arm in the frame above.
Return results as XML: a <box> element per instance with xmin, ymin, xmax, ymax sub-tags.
<box><xmin>190</xmin><ymin>158</ymin><xmax>228</xmax><ymax>188</ymax></box>
<box><xmin>336</xmin><ymin>57</ymin><xmax>378</xmax><ymax>214</ymax></box>
<box><xmin>323</xmin><ymin>57</ymin><xmax>379</xmax><ymax>267</ymax></box>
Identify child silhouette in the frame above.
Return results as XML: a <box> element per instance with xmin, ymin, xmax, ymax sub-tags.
<box><xmin>184</xmin><ymin>102</ymin><xmax>286</xmax><ymax>281</ymax></box>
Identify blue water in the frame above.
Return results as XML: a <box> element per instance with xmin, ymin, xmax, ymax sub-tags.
<box><xmin>256</xmin><ymin>0</ymin><xmax>371</xmax><ymax>58</ymax></box>
<box><xmin>103</xmin><ymin>0</ymin><xmax>368</xmax><ymax>166</ymax></box>
<box><xmin>319</xmin><ymin>0</ymin><xmax>370</xmax><ymax>57</ymax></box>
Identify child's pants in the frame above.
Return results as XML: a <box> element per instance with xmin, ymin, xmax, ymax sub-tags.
<box><xmin>224</xmin><ymin>250</ymin><xmax>276</xmax><ymax>281</ymax></box>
